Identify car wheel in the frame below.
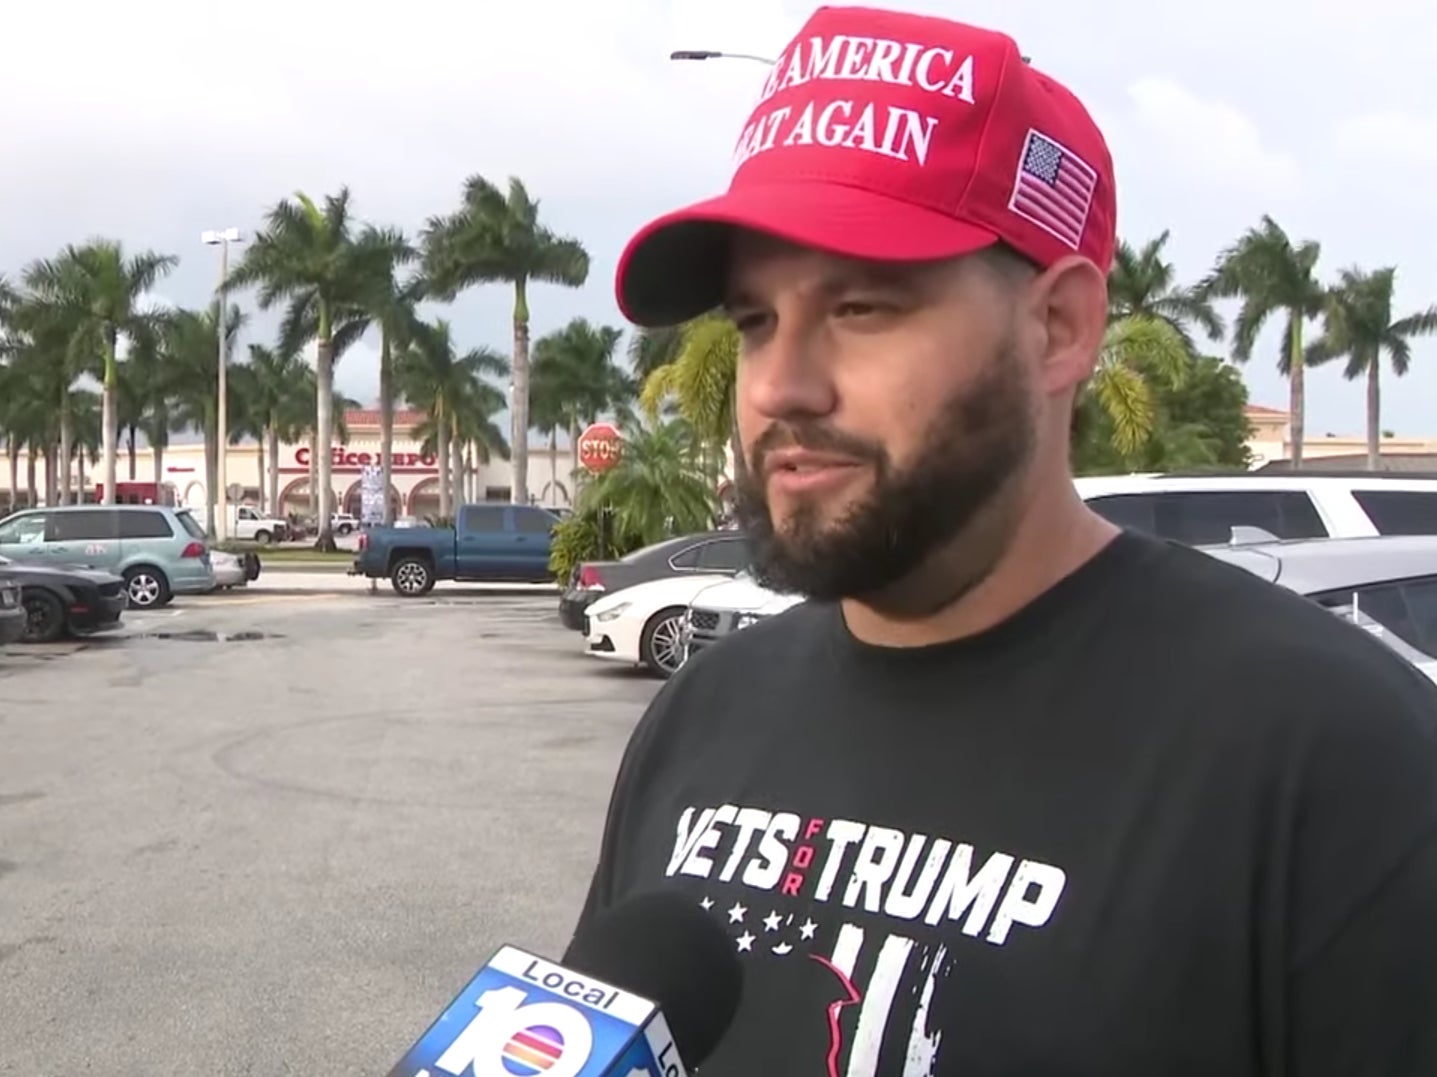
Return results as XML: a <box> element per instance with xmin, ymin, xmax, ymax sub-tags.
<box><xmin>123</xmin><ymin>566</ymin><xmax>171</xmax><ymax>609</ymax></box>
<box><xmin>253</xmin><ymin>530</ymin><xmax>273</xmax><ymax>546</ymax></box>
<box><xmin>244</xmin><ymin>553</ymin><xmax>261</xmax><ymax>581</ymax></box>
<box><xmin>640</xmin><ymin>606</ymin><xmax>688</xmax><ymax>679</ymax></box>
<box><xmin>391</xmin><ymin>557</ymin><xmax>435</xmax><ymax>597</ymax></box>
<box><xmin>21</xmin><ymin>589</ymin><xmax>67</xmax><ymax>643</ymax></box>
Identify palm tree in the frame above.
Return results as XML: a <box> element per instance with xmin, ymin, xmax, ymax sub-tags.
<box><xmin>1109</xmin><ymin>231</ymin><xmax>1224</xmax><ymax>350</ymax></box>
<box><xmin>531</xmin><ymin>318</ymin><xmax>633</xmax><ymax>503</ymax></box>
<box><xmin>1306</xmin><ymin>267</ymin><xmax>1437</xmax><ymax>469</ymax></box>
<box><xmin>400</xmin><ymin>319</ymin><xmax>510</xmax><ymax>517</ymax></box>
<box><xmin>639</xmin><ymin>313</ymin><xmax>741</xmax><ymax>473</ymax></box>
<box><xmin>241</xmin><ymin>343</ymin><xmax>313</xmax><ymax>513</ymax></box>
<box><xmin>421</xmin><ymin>175</ymin><xmax>590</xmax><ymax>505</ymax></box>
<box><xmin>167</xmin><ymin>303</ymin><xmax>248</xmax><ymax>536</ymax></box>
<box><xmin>3</xmin><ymin>296</ymin><xmax>87</xmax><ymax>502</ymax></box>
<box><xmin>343</xmin><ymin>228</ymin><xmax>422</xmax><ymax>524</ymax></box>
<box><xmin>115</xmin><ymin>317</ymin><xmax>174</xmax><ymax>483</ymax></box>
<box><xmin>446</xmin><ymin>376</ymin><xmax>512</xmax><ymax>504</ymax></box>
<box><xmin>122</xmin><ymin>315</ymin><xmax>182</xmax><ymax>492</ymax></box>
<box><xmin>627</xmin><ymin>326</ymin><xmax>684</xmax><ymax>383</ymax></box>
<box><xmin>1085</xmin><ymin>315</ymin><xmax>1192</xmax><ymax>465</ymax></box>
<box><xmin>21</xmin><ymin>240</ymin><xmax>177</xmax><ymax>504</ymax></box>
<box><xmin>581</xmin><ymin>417</ymin><xmax>718</xmax><ymax>546</ymax></box>
<box><xmin>224</xmin><ymin>188</ymin><xmax>396</xmax><ymax>549</ymax></box>
<box><xmin>1200</xmin><ymin>216</ymin><xmax>1326</xmax><ymax>468</ymax></box>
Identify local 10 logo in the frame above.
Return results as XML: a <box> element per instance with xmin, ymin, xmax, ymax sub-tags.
<box><xmin>388</xmin><ymin>946</ymin><xmax>681</xmax><ymax>1077</ymax></box>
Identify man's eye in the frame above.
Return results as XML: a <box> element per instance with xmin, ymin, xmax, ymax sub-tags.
<box><xmin>835</xmin><ymin>300</ymin><xmax>888</xmax><ymax>317</ymax></box>
<box><xmin>732</xmin><ymin>312</ymin><xmax>767</xmax><ymax>333</ymax></box>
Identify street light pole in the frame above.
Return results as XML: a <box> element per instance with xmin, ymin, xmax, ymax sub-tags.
<box><xmin>669</xmin><ymin>49</ymin><xmax>777</xmax><ymax>65</ymax></box>
<box><xmin>201</xmin><ymin>228</ymin><xmax>243</xmax><ymax>542</ymax></box>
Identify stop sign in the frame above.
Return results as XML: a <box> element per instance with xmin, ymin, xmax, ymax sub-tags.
<box><xmin>577</xmin><ymin>422</ymin><xmax>623</xmax><ymax>474</ymax></box>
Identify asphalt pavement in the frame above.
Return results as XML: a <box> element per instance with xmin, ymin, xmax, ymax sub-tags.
<box><xmin>0</xmin><ymin>587</ymin><xmax>661</xmax><ymax>1073</ymax></box>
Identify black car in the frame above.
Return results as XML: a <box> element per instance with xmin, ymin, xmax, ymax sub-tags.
<box><xmin>0</xmin><ymin>555</ymin><xmax>128</xmax><ymax>643</ymax></box>
<box><xmin>0</xmin><ymin>573</ymin><xmax>23</xmax><ymax>646</ymax></box>
<box><xmin>558</xmin><ymin>529</ymin><xmax>750</xmax><ymax>630</ymax></box>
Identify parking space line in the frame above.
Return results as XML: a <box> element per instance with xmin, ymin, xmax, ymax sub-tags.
<box><xmin>199</xmin><ymin>593</ymin><xmax>351</xmax><ymax>607</ymax></box>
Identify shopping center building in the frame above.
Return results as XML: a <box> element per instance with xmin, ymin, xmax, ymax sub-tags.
<box><xmin>0</xmin><ymin>408</ymin><xmax>582</xmax><ymax>517</ymax></box>
<box><xmin>7</xmin><ymin>404</ymin><xmax>1437</xmax><ymax>517</ymax></box>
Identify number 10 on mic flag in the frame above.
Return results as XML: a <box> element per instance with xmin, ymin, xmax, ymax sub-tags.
<box><xmin>386</xmin><ymin>945</ymin><xmax>688</xmax><ymax>1077</ymax></box>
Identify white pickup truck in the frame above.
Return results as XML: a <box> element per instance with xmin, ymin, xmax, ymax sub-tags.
<box><xmin>229</xmin><ymin>504</ymin><xmax>289</xmax><ymax>545</ymax></box>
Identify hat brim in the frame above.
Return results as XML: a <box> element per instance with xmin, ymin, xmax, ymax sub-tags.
<box><xmin>614</xmin><ymin>182</ymin><xmax>1000</xmax><ymax>328</ymax></box>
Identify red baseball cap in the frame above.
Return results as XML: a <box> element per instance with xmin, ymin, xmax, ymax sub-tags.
<box><xmin>615</xmin><ymin>5</ymin><xmax>1117</xmax><ymax>327</ymax></box>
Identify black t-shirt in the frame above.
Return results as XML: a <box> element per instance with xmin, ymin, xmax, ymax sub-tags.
<box><xmin>573</xmin><ymin>531</ymin><xmax>1437</xmax><ymax>1076</ymax></box>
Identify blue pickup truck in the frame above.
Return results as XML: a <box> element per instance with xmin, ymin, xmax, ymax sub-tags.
<box><xmin>352</xmin><ymin>503</ymin><xmax>559</xmax><ymax>595</ymax></box>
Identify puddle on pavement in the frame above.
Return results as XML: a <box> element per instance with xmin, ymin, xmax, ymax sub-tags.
<box><xmin>137</xmin><ymin>630</ymin><xmax>283</xmax><ymax>643</ymax></box>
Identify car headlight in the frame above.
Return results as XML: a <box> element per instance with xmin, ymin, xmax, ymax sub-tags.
<box><xmin>735</xmin><ymin>612</ymin><xmax>765</xmax><ymax>630</ymax></box>
<box><xmin>594</xmin><ymin>602</ymin><xmax>631</xmax><ymax>622</ymax></box>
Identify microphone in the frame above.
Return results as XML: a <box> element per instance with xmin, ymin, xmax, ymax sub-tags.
<box><xmin>385</xmin><ymin>891</ymin><xmax>743</xmax><ymax>1077</ymax></box>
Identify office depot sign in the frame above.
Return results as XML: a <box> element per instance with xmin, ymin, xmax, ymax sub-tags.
<box><xmin>294</xmin><ymin>446</ymin><xmax>438</xmax><ymax>472</ymax></box>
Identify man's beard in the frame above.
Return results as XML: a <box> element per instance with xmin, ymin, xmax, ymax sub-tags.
<box><xmin>732</xmin><ymin>342</ymin><xmax>1036</xmax><ymax>603</ymax></box>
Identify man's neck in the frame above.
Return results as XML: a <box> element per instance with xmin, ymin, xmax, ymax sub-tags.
<box><xmin>839</xmin><ymin>485</ymin><xmax>1120</xmax><ymax>648</ymax></box>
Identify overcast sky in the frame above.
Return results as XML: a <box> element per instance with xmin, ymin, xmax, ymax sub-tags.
<box><xmin>3</xmin><ymin>0</ymin><xmax>1435</xmax><ymax>438</ymax></box>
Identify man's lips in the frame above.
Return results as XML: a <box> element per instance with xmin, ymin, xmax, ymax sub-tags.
<box><xmin>763</xmin><ymin>450</ymin><xmax>866</xmax><ymax>494</ymax></box>
<box><xmin>762</xmin><ymin>449</ymin><xmax>865</xmax><ymax>476</ymax></box>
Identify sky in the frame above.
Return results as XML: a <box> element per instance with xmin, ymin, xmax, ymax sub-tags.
<box><xmin>3</xmin><ymin>0</ymin><xmax>1435</xmax><ymax>439</ymax></box>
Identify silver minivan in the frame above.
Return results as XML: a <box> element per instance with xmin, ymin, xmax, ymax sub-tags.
<box><xmin>0</xmin><ymin>504</ymin><xmax>216</xmax><ymax>608</ymax></box>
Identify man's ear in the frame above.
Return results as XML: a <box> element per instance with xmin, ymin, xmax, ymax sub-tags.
<box><xmin>1029</xmin><ymin>255</ymin><xmax>1108</xmax><ymax>396</ymax></box>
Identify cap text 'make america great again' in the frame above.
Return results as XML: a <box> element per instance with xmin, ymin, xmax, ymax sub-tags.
<box><xmin>733</xmin><ymin>34</ymin><xmax>977</xmax><ymax>169</ymax></box>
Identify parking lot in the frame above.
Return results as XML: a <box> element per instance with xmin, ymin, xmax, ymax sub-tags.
<box><xmin>0</xmin><ymin>588</ymin><xmax>661</xmax><ymax>1073</ymax></box>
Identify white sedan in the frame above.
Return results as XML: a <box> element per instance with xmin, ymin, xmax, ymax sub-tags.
<box><xmin>584</xmin><ymin>574</ymin><xmax>731</xmax><ymax>679</ymax></box>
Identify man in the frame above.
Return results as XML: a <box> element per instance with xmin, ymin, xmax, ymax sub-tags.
<box><xmin>574</xmin><ymin>6</ymin><xmax>1437</xmax><ymax>1075</ymax></box>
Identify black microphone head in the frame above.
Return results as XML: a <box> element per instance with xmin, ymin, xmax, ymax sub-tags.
<box><xmin>562</xmin><ymin>889</ymin><xmax>742</xmax><ymax>1068</ymax></box>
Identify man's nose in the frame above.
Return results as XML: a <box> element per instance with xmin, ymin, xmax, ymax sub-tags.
<box><xmin>739</xmin><ymin>323</ymin><xmax>838</xmax><ymax>420</ymax></box>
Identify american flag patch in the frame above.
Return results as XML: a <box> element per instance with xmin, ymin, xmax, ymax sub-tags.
<box><xmin>1008</xmin><ymin>129</ymin><xmax>1098</xmax><ymax>250</ymax></box>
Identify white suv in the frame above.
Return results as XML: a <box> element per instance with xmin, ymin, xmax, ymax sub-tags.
<box><xmin>678</xmin><ymin>472</ymin><xmax>1437</xmax><ymax>661</ymax></box>
<box><xmin>1075</xmin><ymin>472</ymin><xmax>1437</xmax><ymax>546</ymax></box>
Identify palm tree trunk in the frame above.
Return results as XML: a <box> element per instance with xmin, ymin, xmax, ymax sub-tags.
<box><xmin>437</xmin><ymin>415</ymin><xmax>452</xmax><ymax>520</ymax></box>
<box><xmin>25</xmin><ymin>443</ymin><xmax>37</xmax><ymax>506</ymax></box>
<box><xmin>313</xmin><ymin>331</ymin><xmax>338</xmax><ymax>551</ymax></box>
<box><xmin>44</xmin><ymin>444</ymin><xmax>57</xmax><ymax>504</ymax></box>
<box><xmin>510</xmin><ymin>282</ymin><xmax>531</xmax><ymax>505</ymax></box>
<box><xmin>1287</xmin><ymin>315</ymin><xmax>1305</xmax><ymax>469</ymax></box>
<box><xmin>256</xmin><ymin>435</ymin><xmax>266</xmax><ymax>512</ymax></box>
<box><xmin>127</xmin><ymin>426</ymin><xmax>138</xmax><ymax>481</ymax></box>
<box><xmin>101</xmin><ymin>332</ymin><xmax>119</xmax><ymax>504</ymax></box>
<box><xmin>308</xmin><ymin>431</ymin><xmax>318</xmax><ymax>519</ymax></box>
<box><xmin>58</xmin><ymin>387</ymin><xmax>72</xmax><ymax>505</ymax></box>
<box><xmin>7</xmin><ymin>443</ymin><xmax>18</xmax><ymax>509</ymax></box>
<box><xmin>549</xmin><ymin>429</ymin><xmax>559</xmax><ymax>505</ymax></box>
<box><xmin>266</xmin><ymin>426</ymin><xmax>280</xmax><ymax>515</ymax></box>
<box><xmin>1366</xmin><ymin>356</ymin><xmax>1381</xmax><ymax>471</ymax></box>
<box><xmin>451</xmin><ymin>437</ymin><xmax>465</xmax><ymax>509</ymax></box>
<box><xmin>569</xmin><ymin>420</ymin><xmax>580</xmax><ymax>484</ymax></box>
<box><xmin>204</xmin><ymin>410</ymin><xmax>218</xmax><ymax>538</ymax></box>
<box><xmin>379</xmin><ymin>332</ymin><xmax>396</xmax><ymax>526</ymax></box>
<box><xmin>150</xmin><ymin>406</ymin><xmax>168</xmax><ymax>495</ymax></box>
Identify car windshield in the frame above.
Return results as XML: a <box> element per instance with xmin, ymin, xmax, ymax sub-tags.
<box><xmin>176</xmin><ymin>510</ymin><xmax>207</xmax><ymax>540</ymax></box>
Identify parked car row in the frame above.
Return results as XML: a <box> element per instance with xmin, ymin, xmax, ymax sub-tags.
<box><xmin>565</xmin><ymin>470</ymin><xmax>1437</xmax><ymax>682</ymax></box>
<box><xmin>0</xmin><ymin>503</ymin><xmax>261</xmax><ymax>646</ymax></box>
